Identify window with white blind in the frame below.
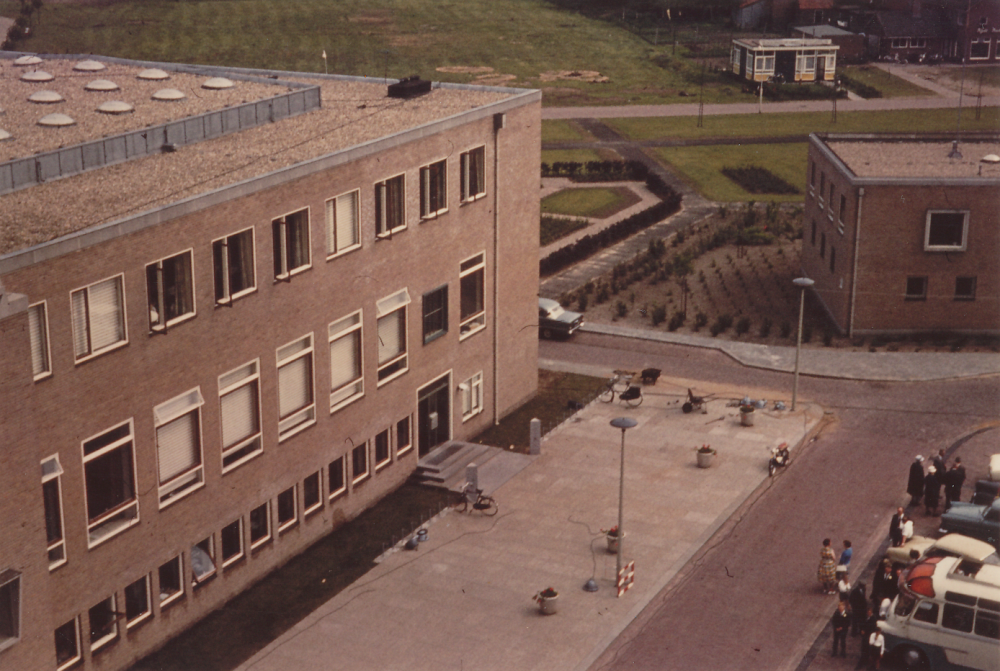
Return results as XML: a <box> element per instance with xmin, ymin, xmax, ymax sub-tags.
<box><xmin>82</xmin><ymin>421</ymin><xmax>138</xmax><ymax>547</ymax></box>
<box><xmin>41</xmin><ymin>455</ymin><xmax>66</xmax><ymax>570</ymax></box>
<box><xmin>272</xmin><ymin>209</ymin><xmax>311</xmax><ymax>280</ymax></box>
<box><xmin>329</xmin><ymin>311</ymin><xmax>364</xmax><ymax>412</ymax></box>
<box><xmin>213</xmin><ymin>228</ymin><xmax>256</xmax><ymax>304</ymax></box>
<box><xmin>219</xmin><ymin>360</ymin><xmax>262</xmax><ymax>472</ymax></box>
<box><xmin>154</xmin><ymin>388</ymin><xmax>205</xmax><ymax>507</ymax></box>
<box><xmin>326</xmin><ymin>190</ymin><xmax>361</xmax><ymax>258</ymax></box>
<box><xmin>461</xmin><ymin>372</ymin><xmax>484</xmax><ymax>421</ymax></box>
<box><xmin>146</xmin><ymin>250</ymin><xmax>195</xmax><ymax>332</ymax></box>
<box><xmin>420</xmin><ymin>159</ymin><xmax>448</xmax><ymax>219</ymax></box>
<box><xmin>460</xmin><ymin>147</ymin><xmax>486</xmax><ymax>202</ymax></box>
<box><xmin>28</xmin><ymin>302</ymin><xmax>51</xmax><ymax>380</ymax></box>
<box><xmin>71</xmin><ymin>275</ymin><xmax>127</xmax><ymax>362</ymax></box>
<box><xmin>277</xmin><ymin>334</ymin><xmax>315</xmax><ymax>440</ymax></box>
<box><xmin>376</xmin><ymin>290</ymin><xmax>409</xmax><ymax>384</ymax></box>
<box><xmin>375</xmin><ymin>174</ymin><xmax>405</xmax><ymax>237</ymax></box>
<box><xmin>459</xmin><ymin>253</ymin><xmax>486</xmax><ymax>338</ymax></box>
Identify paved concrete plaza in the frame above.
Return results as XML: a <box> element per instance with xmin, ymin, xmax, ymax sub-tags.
<box><xmin>235</xmin><ymin>376</ymin><xmax>822</xmax><ymax>671</ymax></box>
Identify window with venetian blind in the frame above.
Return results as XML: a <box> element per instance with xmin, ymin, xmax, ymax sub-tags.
<box><xmin>329</xmin><ymin>311</ymin><xmax>363</xmax><ymax>412</ymax></box>
<box><xmin>219</xmin><ymin>360</ymin><xmax>262</xmax><ymax>471</ymax></box>
<box><xmin>28</xmin><ymin>302</ymin><xmax>51</xmax><ymax>379</ymax></box>
<box><xmin>71</xmin><ymin>275</ymin><xmax>127</xmax><ymax>361</ymax></box>
<box><xmin>326</xmin><ymin>190</ymin><xmax>360</xmax><ymax>258</ymax></box>
<box><xmin>277</xmin><ymin>334</ymin><xmax>315</xmax><ymax>439</ymax></box>
<box><xmin>154</xmin><ymin>388</ymin><xmax>205</xmax><ymax>507</ymax></box>
<box><xmin>376</xmin><ymin>290</ymin><xmax>409</xmax><ymax>383</ymax></box>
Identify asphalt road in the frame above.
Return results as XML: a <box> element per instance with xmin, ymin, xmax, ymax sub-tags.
<box><xmin>539</xmin><ymin>333</ymin><xmax>1000</xmax><ymax>671</ymax></box>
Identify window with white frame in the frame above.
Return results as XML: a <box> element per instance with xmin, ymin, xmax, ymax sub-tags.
<box><xmin>422</xmin><ymin>285</ymin><xmax>448</xmax><ymax>344</ymax></box>
<box><xmin>82</xmin><ymin>421</ymin><xmax>138</xmax><ymax>547</ymax></box>
<box><xmin>212</xmin><ymin>228</ymin><xmax>256</xmax><ymax>304</ymax></box>
<box><xmin>376</xmin><ymin>290</ymin><xmax>409</xmax><ymax>383</ymax></box>
<box><xmin>277</xmin><ymin>334</ymin><xmax>315</xmax><ymax>439</ymax></box>
<box><xmin>158</xmin><ymin>555</ymin><xmax>183</xmax><ymax>607</ymax></box>
<box><xmin>911</xmin><ymin>38</ymin><xmax>926</xmax><ymax>49</ymax></box>
<box><xmin>219</xmin><ymin>360</ymin><xmax>263</xmax><ymax>471</ymax></box>
<box><xmin>970</xmin><ymin>38</ymin><xmax>990</xmax><ymax>59</ymax></box>
<box><xmin>303</xmin><ymin>472</ymin><xmax>322</xmax><ymax>516</ymax></box>
<box><xmin>352</xmin><ymin>442</ymin><xmax>369</xmax><ymax>483</ymax></box>
<box><xmin>277</xmin><ymin>486</ymin><xmax>297</xmax><ymax>531</ymax></box>
<box><xmin>753</xmin><ymin>51</ymin><xmax>774</xmax><ymax>74</ymax></box>
<box><xmin>374</xmin><ymin>428</ymin><xmax>391</xmax><ymax>469</ymax></box>
<box><xmin>55</xmin><ymin>617</ymin><xmax>81</xmax><ymax>671</ymax></box>
<box><xmin>924</xmin><ymin>210</ymin><xmax>969</xmax><ymax>251</ymax></box>
<box><xmin>88</xmin><ymin>595</ymin><xmax>118</xmax><ymax>652</ymax></box>
<box><xmin>329</xmin><ymin>456</ymin><xmax>346</xmax><ymax>500</ymax></box>
<box><xmin>41</xmin><ymin>456</ymin><xmax>66</xmax><ymax>570</ymax></box>
<box><xmin>71</xmin><ymin>275</ymin><xmax>127</xmax><ymax>361</ymax></box>
<box><xmin>249</xmin><ymin>502</ymin><xmax>271</xmax><ymax>549</ymax></box>
<box><xmin>124</xmin><ymin>575</ymin><xmax>151</xmax><ymax>628</ymax></box>
<box><xmin>221</xmin><ymin>518</ymin><xmax>244</xmax><ymax>567</ymax></box>
<box><xmin>375</xmin><ymin>174</ymin><xmax>406</xmax><ymax>237</ymax></box>
<box><xmin>0</xmin><ymin>570</ymin><xmax>20</xmax><ymax>652</ymax></box>
<box><xmin>326</xmin><ymin>190</ymin><xmax>360</xmax><ymax>258</ymax></box>
<box><xmin>191</xmin><ymin>537</ymin><xmax>216</xmax><ymax>586</ymax></box>
<box><xmin>154</xmin><ymin>388</ymin><xmax>205</xmax><ymax>507</ymax></box>
<box><xmin>731</xmin><ymin>46</ymin><xmax>740</xmax><ymax>73</ymax></box>
<box><xmin>459</xmin><ymin>253</ymin><xmax>486</xmax><ymax>338</ymax></box>
<box><xmin>420</xmin><ymin>160</ymin><xmax>448</xmax><ymax>219</ymax></box>
<box><xmin>460</xmin><ymin>372</ymin><xmax>484</xmax><ymax>421</ymax></box>
<box><xmin>396</xmin><ymin>416</ymin><xmax>412</xmax><ymax>457</ymax></box>
<box><xmin>28</xmin><ymin>302</ymin><xmax>51</xmax><ymax>379</ymax></box>
<box><xmin>460</xmin><ymin>147</ymin><xmax>486</xmax><ymax>202</ymax></box>
<box><xmin>824</xmin><ymin>54</ymin><xmax>836</xmax><ymax>72</ymax></box>
<box><xmin>146</xmin><ymin>250</ymin><xmax>195</xmax><ymax>332</ymax></box>
<box><xmin>329</xmin><ymin>311</ymin><xmax>364</xmax><ymax>411</ymax></box>
<box><xmin>890</xmin><ymin>38</ymin><xmax>909</xmax><ymax>49</ymax></box>
<box><xmin>272</xmin><ymin>209</ymin><xmax>311</xmax><ymax>280</ymax></box>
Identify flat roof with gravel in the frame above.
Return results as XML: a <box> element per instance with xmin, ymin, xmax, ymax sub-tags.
<box><xmin>817</xmin><ymin>135</ymin><xmax>1000</xmax><ymax>180</ymax></box>
<box><xmin>0</xmin><ymin>56</ymin><xmax>527</xmax><ymax>259</ymax></box>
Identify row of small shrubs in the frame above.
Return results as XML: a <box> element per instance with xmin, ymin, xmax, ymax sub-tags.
<box><xmin>721</xmin><ymin>165</ymin><xmax>800</xmax><ymax>195</ymax></box>
<box><xmin>759</xmin><ymin>82</ymin><xmax>848</xmax><ymax>101</ymax></box>
<box><xmin>541</xmin><ymin>160</ymin><xmax>649</xmax><ymax>182</ymax></box>
<box><xmin>838</xmin><ymin>74</ymin><xmax>883</xmax><ymax>99</ymax></box>
<box><xmin>539</xmin><ymin>176</ymin><xmax>681</xmax><ymax>276</ymax></box>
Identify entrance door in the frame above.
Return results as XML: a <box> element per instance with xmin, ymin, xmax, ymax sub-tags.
<box><xmin>417</xmin><ymin>375</ymin><xmax>451</xmax><ymax>457</ymax></box>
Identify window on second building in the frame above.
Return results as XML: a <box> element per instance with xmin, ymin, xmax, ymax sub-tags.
<box><xmin>905</xmin><ymin>276</ymin><xmax>928</xmax><ymax>301</ymax></box>
<box><xmin>459</xmin><ymin>253</ymin><xmax>486</xmax><ymax>338</ymax></box>
<box><xmin>422</xmin><ymin>285</ymin><xmax>448</xmax><ymax>344</ymax></box>
<box><xmin>213</xmin><ymin>228</ymin><xmax>256</xmax><ymax>304</ymax></box>
<box><xmin>158</xmin><ymin>555</ymin><xmax>183</xmax><ymax>607</ymax></box>
<box><xmin>970</xmin><ymin>37</ymin><xmax>990</xmax><ymax>59</ymax></box>
<box><xmin>0</xmin><ymin>570</ymin><xmax>20</xmax><ymax>653</ymax></box>
<box><xmin>460</xmin><ymin>147</ymin><xmax>486</xmax><ymax>202</ymax></box>
<box><xmin>146</xmin><ymin>250</ymin><xmax>195</xmax><ymax>332</ymax></box>
<box><xmin>219</xmin><ymin>360</ymin><xmax>263</xmax><ymax>472</ymax></box>
<box><xmin>375</xmin><ymin>174</ymin><xmax>406</xmax><ymax>237</ymax></box>
<box><xmin>460</xmin><ymin>372</ymin><xmax>484</xmax><ymax>421</ymax></box>
<box><xmin>82</xmin><ymin>421</ymin><xmax>139</xmax><ymax>547</ymax></box>
<box><xmin>71</xmin><ymin>275</ymin><xmax>127</xmax><ymax>362</ymax></box>
<box><xmin>88</xmin><ymin>595</ymin><xmax>118</xmax><ymax>652</ymax></box>
<box><xmin>54</xmin><ymin>617</ymin><xmax>81</xmax><ymax>671</ymax></box>
<box><xmin>329</xmin><ymin>312</ymin><xmax>364</xmax><ymax>412</ymax></box>
<box><xmin>124</xmin><ymin>575</ymin><xmax>151</xmax><ymax>629</ymax></box>
<box><xmin>420</xmin><ymin>159</ymin><xmax>448</xmax><ymax>219</ymax></box>
<box><xmin>374</xmin><ymin>428</ymin><xmax>391</xmax><ymax>470</ymax></box>
<box><xmin>249</xmin><ymin>502</ymin><xmax>271</xmax><ymax>549</ymax></box>
<box><xmin>303</xmin><ymin>472</ymin><xmax>322</xmax><ymax>516</ymax></box>
<box><xmin>329</xmin><ymin>456</ymin><xmax>346</xmax><ymax>500</ymax></box>
<box><xmin>396</xmin><ymin>416</ymin><xmax>412</xmax><ymax>457</ymax></box>
<box><xmin>28</xmin><ymin>302</ymin><xmax>51</xmax><ymax>380</ymax></box>
<box><xmin>154</xmin><ymin>388</ymin><xmax>205</xmax><ymax>508</ymax></box>
<box><xmin>221</xmin><ymin>518</ymin><xmax>244</xmax><ymax>568</ymax></box>
<box><xmin>925</xmin><ymin>211</ymin><xmax>969</xmax><ymax>251</ymax></box>
<box><xmin>326</xmin><ymin>190</ymin><xmax>360</xmax><ymax>258</ymax></box>
<box><xmin>277</xmin><ymin>486</ymin><xmax>298</xmax><ymax>532</ymax></box>
<box><xmin>191</xmin><ymin>538</ymin><xmax>217</xmax><ymax>585</ymax></box>
<box><xmin>955</xmin><ymin>276</ymin><xmax>976</xmax><ymax>301</ymax></box>
<box><xmin>376</xmin><ymin>289</ymin><xmax>410</xmax><ymax>383</ymax></box>
<box><xmin>272</xmin><ymin>209</ymin><xmax>311</xmax><ymax>280</ymax></box>
<box><xmin>277</xmin><ymin>334</ymin><xmax>316</xmax><ymax>440</ymax></box>
<box><xmin>41</xmin><ymin>455</ymin><xmax>66</xmax><ymax>570</ymax></box>
<box><xmin>352</xmin><ymin>442</ymin><xmax>369</xmax><ymax>483</ymax></box>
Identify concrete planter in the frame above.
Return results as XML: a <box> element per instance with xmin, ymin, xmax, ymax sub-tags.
<box><xmin>740</xmin><ymin>406</ymin><xmax>755</xmax><ymax>427</ymax></box>
<box><xmin>535</xmin><ymin>591</ymin><xmax>559</xmax><ymax>615</ymax></box>
<box><xmin>696</xmin><ymin>449</ymin><xmax>716</xmax><ymax>468</ymax></box>
<box><xmin>605</xmin><ymin>531</ymin><xmax>624</xmax><ymax>554</ymax></box>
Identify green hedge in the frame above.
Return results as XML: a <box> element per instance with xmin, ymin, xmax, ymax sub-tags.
<box><xmin>838</xmin><ymin>74</ymin><xmax>883</xmax><ymax>99</ymax></box>
<box><xmin>542</xmin><ymin>160</ymin><xmax>649</xmax><ymax>182</ymax></box>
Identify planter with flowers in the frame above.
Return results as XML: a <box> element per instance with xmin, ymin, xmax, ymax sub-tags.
<box><xmin>533</xmin><ymin>587</ymin><xmax>559</xmax><ymax>615</ymax></box>
<box><xmin>696</xmin><ymin>444</ymin><xmax>716</xmax><ymax>468</ymax></box>
<box><xmin>602</xmin><ymin>526</ymin><xmax>624</xmax><ymax>554</ymax></box>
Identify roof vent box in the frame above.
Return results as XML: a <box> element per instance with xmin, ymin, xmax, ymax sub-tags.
<box><xmin>388</xmin><ymin>76</ymin><xmax>432</xmax><ymax>99</ymax></box>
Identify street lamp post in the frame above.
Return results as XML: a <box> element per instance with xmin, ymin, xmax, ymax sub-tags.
<box><xmin>791</xmin><ymin>277</ymin><xmax>815</xmax><ymax>411</ymax></box>
<box><xmin>610</xmin><ymin>417</ymin><xmax>638</xmax><ymax>584</ymax></box>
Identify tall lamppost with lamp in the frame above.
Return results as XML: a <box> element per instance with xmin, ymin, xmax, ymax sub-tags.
<box><xmin>609</xmin><ymin>417</ymin><xmax>638</xmax><ymax>586</ymax></box>
<box><xmin>791</xmin><ymin>277</ymin><xmax>815</xmax><ymax>411</ymax></box>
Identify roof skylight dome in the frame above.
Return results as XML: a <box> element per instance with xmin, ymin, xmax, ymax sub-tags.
<box><xmin>138</xmin><ymin>68</ymin><xmax>170</xmax><ymax>81</ymax></box>
<box><xmin>74</xmin><ymin>60</ymin><xmax>106</xmax><ymax>72</ymax></box>
<box><xmin>28</xmin><ymin>90</ymin><xmax>65</xmax><ymax>104</ymax></box>
<box><xmin>97</xmin><ymin>101</ymin><xmax>134</xmax><ymax>115</ymax></box>
<box><xmin>14</xmin><ymin>55</ymin><xmax>42</xmax><ymax>66</ymax></box>
<box><xmin>85</xmin><ymin>79</ymin><xmax>120</xmax><ymax>92</ymax></box>
<box><xmin>0</xmin><ymin>129</ymin><xmax>12</xmax><ymax>141</ymax></box>
<box><xmin>981</xmin><ymin>154</ymin><xmax>1000</xmax><ymax>164</ymax></box>
<box><xmin>38</xmin><ymin>113</ymin><xmax>75</xmax><ymax>127</ymax></box>
<box><xmin>202</xmin><ymin>77</ymin><xmax>235</xmax><ymax>90</ymax></box>
<box><xmin>152</xmin><ymin>88</ymin><xmax>186</xmax><ymax>101</ymax></box>
<box><xmin>21</xmin><ymin>70</ymin><xmax>55</xmax><ymax>83</ymax></box>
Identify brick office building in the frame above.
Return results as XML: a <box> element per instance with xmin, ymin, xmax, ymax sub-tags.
<box><xmin>0</xmin><ymin>55</ymin><xmax>540</xmax><ymax>671</ymax></box>
<box><xmin>801</xmin><ymin>133</ymin><xmax>1000</xmax><ymax>337</ymax></box>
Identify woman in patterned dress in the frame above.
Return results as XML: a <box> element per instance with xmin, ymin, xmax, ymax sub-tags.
<box><xmin>818</xmin><ymin>538</ymin><xmax>838</xmax><ymax>595</ymax></box>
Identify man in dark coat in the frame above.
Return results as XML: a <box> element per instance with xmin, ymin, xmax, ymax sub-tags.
<box><xmin>850</xmin><ymin>580</ymin><xmax>868</xmax><ymax>635</ymax></box>
<box><xmin>932</xmin><ymin>449</ymin><xmax>946</xmax><ymax>476</ymax></box>
<box><xmin>831</xmin><ymin>601</ymin><xmax>850</xmax><ymax>657</ymax></box>
<box><xmin>872</xmin><ymin>560</ymin><xmax>897</xmax><ymax>608</ymax></box>
<box><xmin>907</xmin><ymin>455</ymin><xmax>925</xmax><ymax>506</ymax></box>
<box><xmin>889</xmin><ymin>506</ymin><xmax>904</xmax><ymax>547</ymax></box>
<box><xmin>924</xmin><ymin>466</ymin><xmax>941</xmax><ymax>515</ymax></box>
<box><xmin>945</xmin><ymin>457</ymin><xmax>967</xmax><ymax>510</ymax></box>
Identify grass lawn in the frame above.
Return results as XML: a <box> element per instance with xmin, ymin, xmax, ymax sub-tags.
<box><xmin>472</xmin><ymin>370</ymin><xmax>602</xmax><ymax>452</ymax></box>
<box><xmin>604</xmin><ymin>107</ymin><xmax>1000</xmax><ymax>141</ymax></box>
<box><xmin>840</xmin><ymin>65</ymin><xmax>932</xmax><ymax>98</ymax></box>
<box><xmin>542</xmin><ymin>149</ymin><xmax>605</xmax><ymax>165</ymax></box>
<box><xmin>654</xmin><ymin>143</ymin><xmax>808</xmax><ymax>202</ymax></box>
<box><xmin>541</xmin><ymin>186</ymin><xmax>640</xmax><ymax>217</ymax></box>
<box><xmin>4</xmin><ymin>0</ymin><xmax>768</xmax><ymax>107</ymax></box>
<box><xmin>541</xmin><ymin>216</ymin><xmax>590</xmax><ymax>247</ymax></box>
<box><xmin>542</xmin><ymin>119</ymin><xmax>589</xmax><ymax>142</ymax></box>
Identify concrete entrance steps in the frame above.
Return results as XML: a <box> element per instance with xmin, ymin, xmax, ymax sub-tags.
<box><xmin>414</xmin><ymin>440</ymin><xmax>536</xmax><ymax>495</ymax></box>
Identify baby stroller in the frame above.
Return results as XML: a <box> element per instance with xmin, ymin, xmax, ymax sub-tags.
<box><xmin>682</xmin><ymin>388</ymin><xmax>706</xmax><ymax>414</ymax></box>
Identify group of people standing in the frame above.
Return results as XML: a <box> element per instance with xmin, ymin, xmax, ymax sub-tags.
<box><xmin>907</xmin><ymin>451</ymin><xmax>966</xmax><ymax>515</ymax></box>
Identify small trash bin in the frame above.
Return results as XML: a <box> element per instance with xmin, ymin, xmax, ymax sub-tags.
<box><xmin>740</xmin><ymin>406</ymin><xmax>755</xmax><ymax>427</ymax></box>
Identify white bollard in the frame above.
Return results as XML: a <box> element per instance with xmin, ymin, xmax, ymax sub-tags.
<box><xmin>530</xmin><ymin>418</ymin><xmax>542</xmax><ymax>455</ymax></box>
